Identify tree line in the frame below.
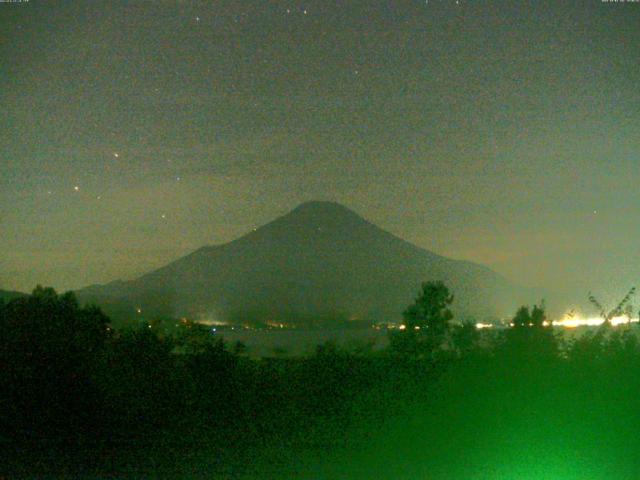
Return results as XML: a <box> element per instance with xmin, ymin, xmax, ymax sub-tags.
<box><xmin>1</xmin><ymin>282</ymin><xmax>639</xmax><ymax>478</ymax></box>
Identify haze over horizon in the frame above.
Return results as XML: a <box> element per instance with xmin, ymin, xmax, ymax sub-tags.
<box><xmin>2</xmin><ymin>1</ymin><xmax>639</xmax><ymax>303</ymax></box>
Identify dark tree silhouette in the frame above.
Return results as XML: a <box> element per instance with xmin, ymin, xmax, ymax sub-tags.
<box><xmin>502</xmin><ymin>302</ymin><xmax>558</xmax><ymax>362</ymax></box>
<box><xmin>512</xmin><ymin>306</ymin><xmax>531</xmax><ymax>328</ymax></box>
<box><xmin>390</xmin><ymin>281</ymin><xmax>455</xmax><ymax>357</ymax></box>
<box><xmin>0</xmin><ymin>286</ymin><xmax>111</xmax><ymax>441</ymax></box>
<box><xmin>402</xmin><ymin>281</ymin><xmax>454</xmax><ymax>336</ymax></box>
<box><xmin>512</xmin><ymin>303</ymin><xmax>547</xmax><ymax>328</ymax></box>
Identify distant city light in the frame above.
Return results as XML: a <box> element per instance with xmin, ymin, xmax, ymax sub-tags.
<box><xmin>475</xmin><ymin>323</ymin><xmax>494</xmax><ymax>329</ymax></box>
<box><xmin>470</xmin><ymin>315</ymin><xmax>639</xmax><ymax>330</ymax></box>
<box><xmin>552</xmin><ymin>315</ymin><xmax>638</xmax><ymax>328</ymax></box>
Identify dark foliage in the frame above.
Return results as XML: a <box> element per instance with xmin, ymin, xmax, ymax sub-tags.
<box><xmin>389</xmin><ymin>281</ymin><xmax>456</xmax><ymax>359</ymax></box>
<box><xmin>0</xmin><ymin>286</ymin><xmax>110</xmax><ymax>443</ymax></box>
<box><xmin>3</xmin><ymin>286</ymin><xmax>640</xmax><ymax>478</ymax></box>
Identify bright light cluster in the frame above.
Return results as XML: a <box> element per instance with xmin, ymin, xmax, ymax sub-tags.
<box><xmin>473</xmin><ymin>315</ymin><xmax>639</xmax><ymax>330</ymax></box>
<box><xmin>475</xmin><ymin>323</ymin><xmax>494</xmax><ymax>329</ymax></box>
<box><xmin>552</xmin><ymin>315</ymin><xmax>638</xmax><ymax>328</ymax></box>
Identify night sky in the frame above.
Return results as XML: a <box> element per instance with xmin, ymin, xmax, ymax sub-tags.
<box><xmin>1</xmin><ymin>1</ymin><xmax>639</xmax><ymax>305</ymax></box>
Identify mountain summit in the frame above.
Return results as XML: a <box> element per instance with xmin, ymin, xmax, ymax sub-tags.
<box><xmin>77</xmin><ymin>202</ymin><xmax>520</xmax><ymax>325</ymax></box>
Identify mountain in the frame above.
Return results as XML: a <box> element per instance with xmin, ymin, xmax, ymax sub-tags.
<box><xmin>77</xmin><ymin>201</ymin><xmax>525</xmax><ymax>326</ymax></box>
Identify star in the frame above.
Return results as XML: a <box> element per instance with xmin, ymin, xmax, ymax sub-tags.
<box><xmin>74</xmin><ymin>186</ymin><xmax>80</xmax><ymax>192</ymax></box>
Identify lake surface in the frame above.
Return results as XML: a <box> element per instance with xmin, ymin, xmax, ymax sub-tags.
<box><xmin>212</xmin><ymin>324</ymin><xmax>634</xmax><ymax>357</ymax></box>
<box><xmin>213</xmin><ymin>328</ymin><xmax>390</xmax><ymax>357</ymax></box>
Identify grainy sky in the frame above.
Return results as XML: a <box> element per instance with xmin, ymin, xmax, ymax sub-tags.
<box><xmin>1</xmin><ymin>0</ymin><xmax>639</xmax><ymax>304</ymax></box>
